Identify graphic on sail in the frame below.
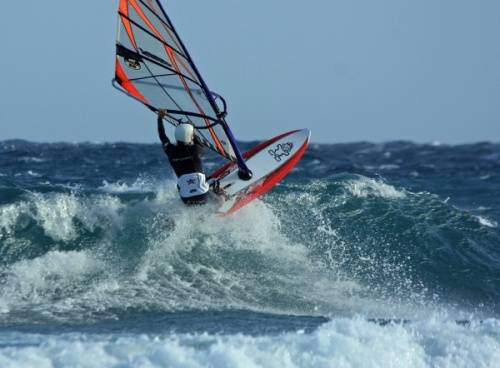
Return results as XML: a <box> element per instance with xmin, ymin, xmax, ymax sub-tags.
<box><xmin>113</xmin><ymin>0</ymin><xmax>249</xmax><ymax>173</ymax></box>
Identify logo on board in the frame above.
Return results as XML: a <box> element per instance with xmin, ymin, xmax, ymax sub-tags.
<box><xmin>269</xmin><ymin>142</ymin><xmax>293</xmax><ymax>162</ymax></box>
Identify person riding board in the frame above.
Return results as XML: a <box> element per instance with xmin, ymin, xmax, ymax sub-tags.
<box><xmin>156</xmin><ymin>109</ymin><xmax>223</xmax><ymax>206</ymax></box>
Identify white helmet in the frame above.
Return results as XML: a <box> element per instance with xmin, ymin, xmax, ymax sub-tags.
<box><xmin>175</xmin><ymin>124</ymin><xmax>194</xmax><ymax>143</ymax></box>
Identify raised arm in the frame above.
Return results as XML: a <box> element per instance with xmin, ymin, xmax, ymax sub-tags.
<box><xmin>157</xmin><ymin>109</ymin><xmax>170</xmax><ymax>146</ymax></box>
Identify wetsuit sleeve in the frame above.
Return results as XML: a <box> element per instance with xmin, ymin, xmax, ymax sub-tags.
<box><xmin>157</xmin><ymin>116</ymin><xmax>170</xmax><ymax>146</ymax></box>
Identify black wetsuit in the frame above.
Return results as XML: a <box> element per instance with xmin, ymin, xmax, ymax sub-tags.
<box><xmin>157</xmin><ymin>117</ymin><xmax>210</xmax><ymax>205</ymax></box>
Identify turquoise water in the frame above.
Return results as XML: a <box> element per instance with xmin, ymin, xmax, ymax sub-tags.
<box><xmin>1</xmin><ymin>139</ymin><xmax>499</xmax><ymax>367</ymax></box>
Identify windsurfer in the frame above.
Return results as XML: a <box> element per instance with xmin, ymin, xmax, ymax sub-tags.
<box><xmin>156</xmin><ymin>109</ymin><xmax>225</xmax><ymax>206</ymax></box>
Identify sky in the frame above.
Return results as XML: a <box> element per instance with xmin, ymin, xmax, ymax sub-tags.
<box><xmin>1</xmin><ymin>0</ymin><xmax>499</xmax><ymax>145</ymax></box>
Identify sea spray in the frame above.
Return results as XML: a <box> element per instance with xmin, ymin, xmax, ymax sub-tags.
<box><xmin>1</xmin><ymin>140</ymin><xmax>500</xmax><ymax>366</ymax></box>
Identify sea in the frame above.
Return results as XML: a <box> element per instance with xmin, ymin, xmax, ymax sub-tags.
<box><xmin>1</xmin><ymin>138</ymin><xmax>499</xmax><ymax>367</ymax></box>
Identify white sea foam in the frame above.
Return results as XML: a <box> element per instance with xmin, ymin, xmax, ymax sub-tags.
<box><xmin>31</xmin><ymin>192</ymin><xmax>81</xmax><ymax>241</ymax></box>
<box><xmin>18</xmin><ymin>156</ymin><xmax>44</xmax><ymax>163</ymax></box>
<box><xmin>0</xmin><ymin>250</ymin><xmax>104</xmax><ymax>314</ymax></box>
<box><xmin>99</xmin><ymin>176</ymin><xmax>160</xmax><ymax>193</ymax></box>
<box><xmin>132</xmin><ymin>199</ymin><xmax>332</xmax><ymax>314</ymax></box>
<box><xmin>0</xmin><ymin>190</ymin><xmax>128</xmax><ymax>243</ymax></box>
<box><xmin>0</xmin><ymin>201</ymin><xmax>30</xmax><ymax>235</ymax></box>
<box><xmin>0</xmin><ymin>317</ymin><xmax>498</xmax><ymax>368</ymax></box>
<box><xmin>477</xmin><ymin>216</ymin><xmax>498</xmax><ymax>228</ymax></box>
<box><xmin>378</xmin><ymin>164</ymin><xmax>400</xmax><ymax>170</ymax></box>
<box><xmin>345</xmin><ymin>176</ymin><xmax>406</xmax><ymax>199</ymax></box>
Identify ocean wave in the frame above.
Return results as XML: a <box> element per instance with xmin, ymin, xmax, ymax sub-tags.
<box><xmin>1</xmin><ymin>142</ymin><xmax>499</xmax><ymax>325</ymax></box>
<box><xmin>0</xmin><ymin>315</ymin><xmax>498</xmax><ymax>368</ymax></box>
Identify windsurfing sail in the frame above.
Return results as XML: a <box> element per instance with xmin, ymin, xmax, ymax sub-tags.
<box><xmin>113</xmin><ymin>0</ymin><xmax>250</xmax><ymax>175</ymax></box>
